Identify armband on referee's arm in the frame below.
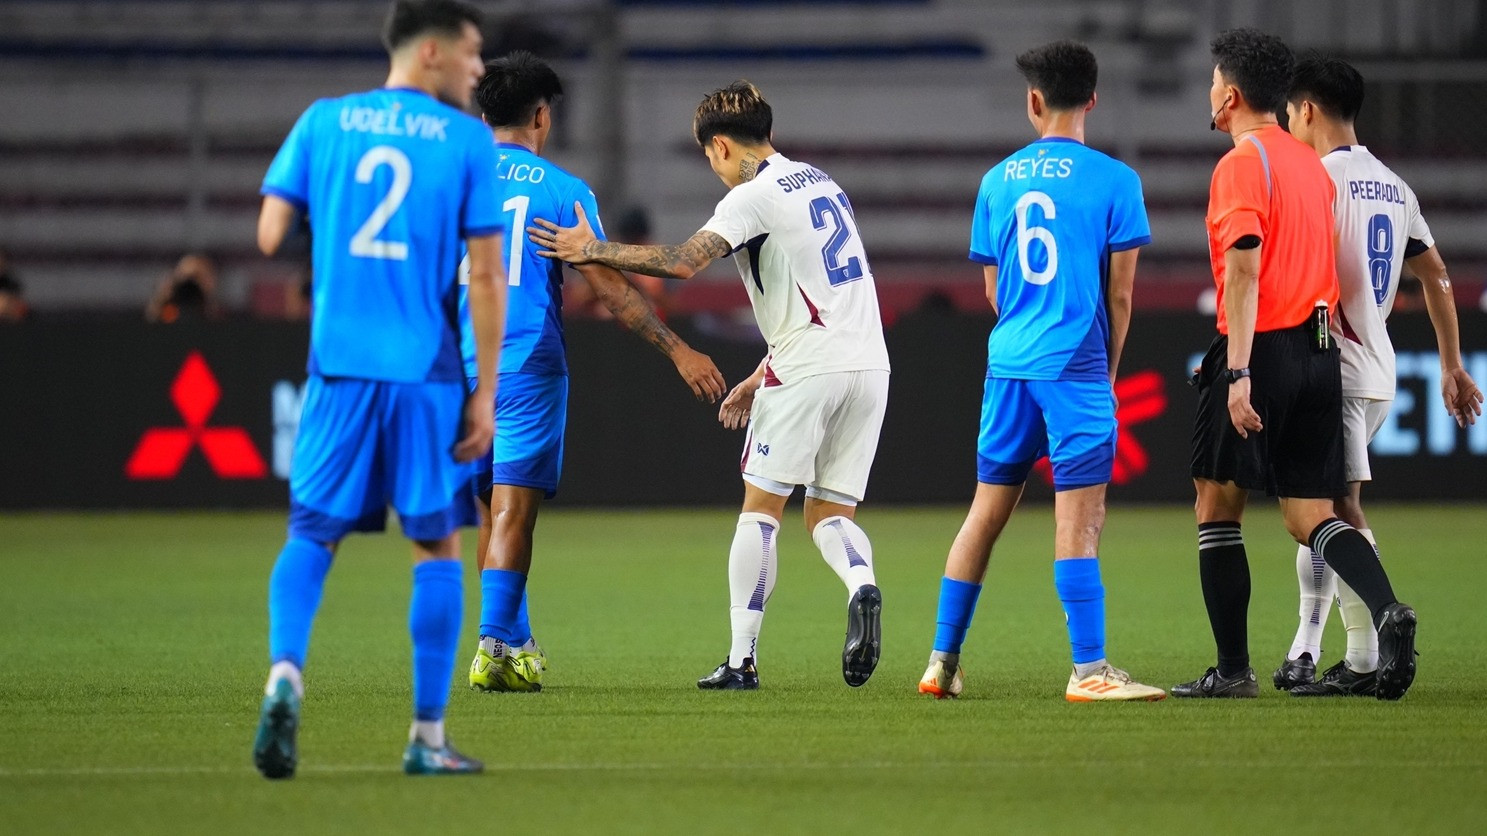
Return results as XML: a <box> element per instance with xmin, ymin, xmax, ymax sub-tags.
<box><xmin>1231</xmin><ymin>235</ymin><xmax>1261</xmax><ymax>251</ymax></box>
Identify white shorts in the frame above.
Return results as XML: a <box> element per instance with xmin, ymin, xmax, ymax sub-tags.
<box><xmin>739</xmin><ymin>369</ymin><xmax>889</xmax><ymax>503</ymax></box>
<box><xmin>1343</xmin><ymin>396</ymin><xmax>1392</xmax><ymax>483</ymax></box>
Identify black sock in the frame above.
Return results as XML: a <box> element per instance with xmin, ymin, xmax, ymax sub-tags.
<box><xmin>1309</xmin><ymin>518</ymin><xmax>1397</xmax><ymax>624</ymax></box>
<box><xmin>1198</xmin><ymin>522</ymin><xmax>1250</xmax><ymax>677</ymax></box>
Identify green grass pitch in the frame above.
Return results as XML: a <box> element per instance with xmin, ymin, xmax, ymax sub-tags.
<box><xmin>2</xmin><ymin>504</ymin><xmax>1484</xmax><ymax>833</ymax></box>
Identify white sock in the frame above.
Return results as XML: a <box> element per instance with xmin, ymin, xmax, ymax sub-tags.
<box><xmin>266</xmin><ymin>660</ymin><xmax>303</xmax><ymax>698</ymax></box>
<box><xmin>410</xmin><ymin>720</ymin><xmax>445</xmax><ymax>749</ymax></box>
<box><xmin>1287</xmin><ymin>543</ymin><xmax>1335</xmax><ymax>661</ymax></box>
<box><xmin>1074</xmin><ymin>658</ymin><xmax>1109</xmax><ymax>679</ymax></box>
<box><xmin>479</xmin><ymin>635</ymin><xmax>507</xmax><ymax>657</ymax></box>
<box><xmin>1339</xmin><ymin>528</ymin><xmax>1380</xmax><ymax>672</ymax></box>
<box><xmin>728</xmin><ymin>513</ymin><xmax>779</xmax><ymax>667</ymax></box>
<box><xmin>811</xmin><ymin>516</ymin><xmax>876</xmax><ymax>598</ymax></box>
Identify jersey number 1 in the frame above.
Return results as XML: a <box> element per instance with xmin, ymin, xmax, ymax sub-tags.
<box><xmin>809</xmin><ymin>193</ymin><xmax>864</xmax><ymax>286</ymax></box>
<box><xmin>349</xmin><ymin>146</ymin><xmax>412</xmax><ymax>261</ymax></box>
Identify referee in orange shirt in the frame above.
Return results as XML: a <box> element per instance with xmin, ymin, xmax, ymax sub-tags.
<box><xmin>1174</xmin><ymin>29</ymin><xmax>1418</xmax><ymax>701</ymax></box>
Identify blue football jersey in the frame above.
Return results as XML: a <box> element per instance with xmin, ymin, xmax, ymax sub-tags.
<box><xmin>459</xmin><ymin>144</ymin><xmax>606</xmax><ymax>378</ymax></box>
<box><xmin>969</xmin><ymin>137</ymin><xmax>1150</xmax><ymax>380</ymax></box>
<box><xmin>262</xmin><ymin>87</ymin><xmax>505</xmax><ymax>382</ymax></box>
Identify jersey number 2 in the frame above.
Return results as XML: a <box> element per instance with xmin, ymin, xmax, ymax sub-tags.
<box><xmin>809</xmin><ymin>193</ymin><xmax>864</xmax><ymax>286</ymax></box>
<box><xmin>349</xmin><ymin>146</ymin><xmax>412</xmax><ymax>261</ymax></box>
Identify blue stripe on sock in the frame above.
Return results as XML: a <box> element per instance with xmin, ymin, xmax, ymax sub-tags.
<box><xmin>1053</xmin><ymin>557</ymin><xmax>1106</xmax><ymax>665</ymax></box>
<box><xmin>747</xmin><ymin>522</ymin><xmax>774</xmax><ymax>611</ymax></box>
<box><xmin>932</xmin><ymin>576</ymin><xmax>982</xmax><ymax>654</ymax></box>
<box><xmin>267</xmin><ymin>537</ymin><xmax>334</xmax><ymax>669</ymax></box>
<box><xmin>410</xmin><ymin>560</ymin><xmax>463</xmax><ymax>722</ymax></box>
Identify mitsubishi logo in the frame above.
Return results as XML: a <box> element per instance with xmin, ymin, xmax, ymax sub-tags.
<box><xmin>1034</xmin><ymin>370</ymin><xmax>1167</xmax><ymax>486</ymax></box>
<box><xmin>124</xmin><ymin>351</ymin><xmax>268</xmax><ymax>479</ymax></box>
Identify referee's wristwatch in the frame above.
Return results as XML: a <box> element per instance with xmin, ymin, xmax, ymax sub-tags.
<box><xmin>1224</xmin><ymin>367</ymin><xmax>1251</xmax><ymax>384</ymax></box>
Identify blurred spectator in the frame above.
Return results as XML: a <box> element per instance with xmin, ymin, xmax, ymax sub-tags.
<box><xmin>146</xmin><ymin>253</ymin><xmax>223</xmax><ymax>323</ymax></box>
<box><xmin>0</xmin><ymin>246</ymin><xmax>30</xmax><ymax>322</ymax></box>
<box><xmin>564</xmin><ymin>206</ymin><xmax>675</xmax><ymax>319</ymax></box>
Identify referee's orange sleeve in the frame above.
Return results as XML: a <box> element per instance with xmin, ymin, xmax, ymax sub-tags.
<box><xmin>1208</xmin><ymin>153</ymin><xmax>1267</xmax><ymax>250</ymax></box>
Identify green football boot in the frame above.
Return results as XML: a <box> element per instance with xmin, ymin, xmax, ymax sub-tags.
<box><xmin>403</xmin><ymin>738</ymin><xmax>483</xmax><ymax>775</ymax></box>
<box><xmin>252</xmin><ymin>678</ymin><xmax>300</xmax><ymax>780</ymax></box>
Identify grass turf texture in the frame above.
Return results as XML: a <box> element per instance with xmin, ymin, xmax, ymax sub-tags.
<box><xmin>2</xmin><ymin>505</ymin><xmax>1484</xmax><ymax>834</ymax></box>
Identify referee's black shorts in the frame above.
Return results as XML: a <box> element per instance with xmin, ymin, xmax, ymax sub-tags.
<box><xmin>1189</xmin><ymin>325</ymin><xmax>1345</xmax><ymax>498</ymax></box>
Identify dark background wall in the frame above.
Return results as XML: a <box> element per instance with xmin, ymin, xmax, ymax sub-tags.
<box><xmin>3</xmin><ymin>311</ymin><xmax>1485</xmax><ymax>509</ymax></box>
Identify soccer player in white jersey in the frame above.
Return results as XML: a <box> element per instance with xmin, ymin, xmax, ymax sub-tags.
<box><xmin>529</xmin><ymin>81</ymin><xmax>891</xmax><ymax>690</ymax></box>
<box><xmin>1274</xmin><ymin>53</ymin><xmax>1482</xmax><ymax>695</ymax></box>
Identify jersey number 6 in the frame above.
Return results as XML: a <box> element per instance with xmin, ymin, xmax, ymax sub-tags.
<box><xmin>1014</xmin><ymin>190</ymin><xmax>1058</xmax><ymax>286</ymax></box>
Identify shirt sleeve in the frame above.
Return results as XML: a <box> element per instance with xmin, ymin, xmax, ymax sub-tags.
<box><xmin>566</xmin><ymin>180</ymin><xmax>608</xmax><ymax>243</ymax></box>
<box><xmin>261</xmin><ymin>102</ymin><xmax>318</xmax><ymax>211</ymax></box>
<box><xmin>1208</xmin><ymin>151</ymin><xmax>1269</xmax><ymax>250</ymax></box>
<box><xmin>1404</xmin><ymin>183</ymin><xmax>1435</xmax><ymax>253</ymax></box>
<box><xmin>700</xmin><ymin>184</ymin><xmax>769</xmax><ymax>251</ymax></box>
<box><xmin>968</xmin><ymin>172</ymin><xmax>998</xmax><ymax>265</ymax></box>
<box><xmin>462</xmin><ymin>127</ymin><xmax>505</xmax><ymax>239</ymax></box>
<box><xmin>1109</xmin><ymin>165</ymin><xmax>1152</xmax><ymax>252</ymax></box>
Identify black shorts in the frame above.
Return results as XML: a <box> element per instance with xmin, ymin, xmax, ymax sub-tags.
<box><xmin>1189</xmin><ymin>327</ymin><xmax>1345</xmax><ymax>498</ymax></box>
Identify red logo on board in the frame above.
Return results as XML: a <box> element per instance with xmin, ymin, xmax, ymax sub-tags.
<box><xmin>1034</xmin><ymin>370</ymin><xmax>1167</xmax><ymax>486</ymax></box>
<box><xmin>124</xmin><ymin>351</ymin><xmax>268</xmax><ymax>479</ymax></box>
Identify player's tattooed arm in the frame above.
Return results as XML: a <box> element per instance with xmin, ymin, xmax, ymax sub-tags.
<box><xmin>576</xmin><ymin>263</ymin><xmax>727</xmax><ymax>402</ymax></box>
<box><xmin>529</xmin><ymin>202</ymin><xmax>731</xmax><ymax>280</ymax></box>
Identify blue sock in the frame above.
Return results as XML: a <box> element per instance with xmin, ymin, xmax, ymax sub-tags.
<box><xmin>1054</xmin><ymin>558</ymin><xmax>1106</xmax><ymax>665</ymax></box>
<box><xmin>508</xmin><ymin>591</ymin><xmax>533</xmax><ymax>647</ymax></box>
<box><xmin>410</xmin><ymin>560</ymin><xmax>463</xmax><ymax>722</ymax></box>
<box><xmin>479</xmin><ymin>568</ymin><xmax>527</xmax><ymax>645</ymax></box>
<box><xmin>932</xmin><ymin>576</ymin><xmax>982</xmax><ymax>653</ymax></box>
<box><xmin>267</xmin><ymin>537</ymin><xmax>334</xmax><ymax>669</ymax></box>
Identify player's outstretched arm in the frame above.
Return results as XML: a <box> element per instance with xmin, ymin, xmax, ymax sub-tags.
<box><xmin>1106</xmin><ymin>248</ymin><xmax>1140</xmax><ymax>380</ymax></box>
<box><xmin>529</xmin><ymin>202</ymin><xmax>732</xmax><ymax>279</ymax></box>
<box><xmin>1407</xmin><ymin>246</ymin><xmax>1483</xmax><ymax>426</ymax></box>
<box><xmin>574</xmin><ymin>262</ymin><xmax>726</xmax><ymax>403</ymax></box>
<box><xmin>718</xmin><ymin>356</ymin><xmax>769</xmax><ymax>431</ymax></box>
<box><xmin>257</xmin><ymin>196</ymin><xmax>299</xmax><ymax>257</ymax></box>
<box><xmin>455</xmin><ymin>232</ymin><xmax>507</xmax><ymax>463</ymax></box>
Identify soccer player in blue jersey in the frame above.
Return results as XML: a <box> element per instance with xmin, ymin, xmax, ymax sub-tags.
<box><xmin>917</xmin><ymin>41</ymin><xmax>1165</xmax><ymax>702</ymax></box>
<box><xmin>460</xmin><ymin>53</ymin><xmax>726</xmax><ymax>693</ymax></box>
<box><xmin>251</xmin><ymin>0</ymin><xmax>506</xmax><ymax>778</ymax></box>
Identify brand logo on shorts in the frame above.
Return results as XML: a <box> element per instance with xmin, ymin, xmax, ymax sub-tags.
<box><xmin>756</xmin><ymin>442</ymin><xmax>770</xmax><ymax>457</ymax></box>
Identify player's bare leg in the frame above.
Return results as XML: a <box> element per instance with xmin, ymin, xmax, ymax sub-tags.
<box><xmin>920</xmin><ymin>483</ymin><xmax>1021</xmax><ymax>698</ymax></box>
<box><xmin>472</xmin><ymin>485</ymin><xmax>545</xmax><ymax>693</ymax></box>
<box><xmin>1054</xmin><ymin>485</ymin><xmax>1164</xmax><ymax>702</ymax></box>
<box><xmin>700</xmin><ymin>481</ymin><xmax>790</xmax><ymax>690</ymax></box>
<box><xmin>806</xmin><ymin>493</ymin><xmax>881</xmax><ymax>686</ymax></box>
<box><xmin>405</xmin><ymin>534</ymin><xmax>482</xmax><ymax>774</ymax></box>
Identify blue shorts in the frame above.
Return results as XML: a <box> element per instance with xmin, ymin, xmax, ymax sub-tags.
<box><xmin>467</xmin><ymin>372</ymin><xmax>568</xmax><ymax>502</ymax></box>
<box><xmin>977</xmin><ymin>377</ymin><xmax>1117</xmax><ymax>492</ymax></box>
<box><xmin>288</xmin><ymin>375</ymin><xmax>472</xmax><ymax>543</ymax></box>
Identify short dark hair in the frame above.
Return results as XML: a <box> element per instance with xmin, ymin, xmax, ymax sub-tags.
<box><xmin>1289</xmin><ymin>51</ymin><xmax>1365</xmax><ymax>122</ymax></box>
<box><xmin>1211</xmin><ymin>28</ymin><xmax>1295</xmax><ymax>114</ymax></box>
<box><xmin>381</xmin><ymin>0</ymin><xmax>482</xmax><ymax>54</ymax></box>
<box><xmin>475</xmin><ymin>52</ymin><xmax>564</xmax><ymax>127</ymax></box>
<box><xmin>693</xmin><ymin>81</ymin><xmax>772</xmax><ymax>146</ymax></box>
<box><xmin>1015</xmin><ymin>41</ymin><xmax>1098</xmax><ymax>110</ymax></box>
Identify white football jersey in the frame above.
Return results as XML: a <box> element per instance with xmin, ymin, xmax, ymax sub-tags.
<box><xmin>1323</xmin><ymin>145</ymin><xmax>1434</xmax><ymax>399</ymax></box>
<box><xmin>701</xmin><ymin>154</ymin><xmax>890</xmax><ymax>383</ymax></box>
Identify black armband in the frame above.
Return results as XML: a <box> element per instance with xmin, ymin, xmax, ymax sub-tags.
<box><xmin>1231</xmin><ymin>235</ymin><xmax>1261</xmax><ymax>251</ymax></box>
<box><xmin>1403</xmin><ymin>237</ymin><xmax>1430</xmax><ymax>259</ymax></box>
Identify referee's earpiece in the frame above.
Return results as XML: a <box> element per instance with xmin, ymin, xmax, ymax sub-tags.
<box><xmin>1210</xmin><ymin>96</ymin><xmax>1232</xmax><ymax>131</ymax></box>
